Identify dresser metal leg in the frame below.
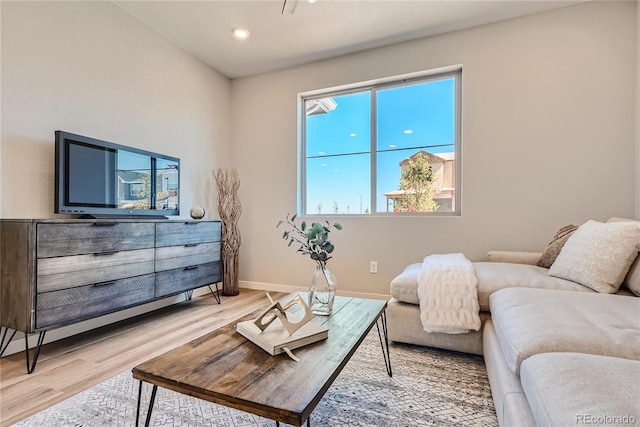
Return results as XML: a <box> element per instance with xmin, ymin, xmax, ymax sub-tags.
<box><xmin>208</xmin><ymin>282</ymin><xmax>221</xmax><ymax>304</ymax></box>
<box><xmin>0</xmin><ymin>328</ymin><xmax>46</xmax><ymax>374</ymax></box>
<box><xmin>184</xmin><ymin>284</ymin><xmax>220</xmax><ymax>304</ymax></box>
<box><xmin>25</xmin><ymin>331</ymin><xmax>46</xmax><ymax>374</ymax></box>
<box><xmin>0</xmin><ymin>327</ymin><xmax>17</xmax><ymax>357</ymax></box>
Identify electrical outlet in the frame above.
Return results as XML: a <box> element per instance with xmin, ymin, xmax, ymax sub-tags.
<box><xmin>370</xmin><ymin>261</ymin><xmax>378</xmax><ymax>274</ymax></box>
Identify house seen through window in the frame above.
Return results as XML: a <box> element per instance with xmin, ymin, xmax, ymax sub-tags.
<box><xmin>301</xmin><ymin>69</ymin><xmax>461</xmax><ymax>215</ymax></box>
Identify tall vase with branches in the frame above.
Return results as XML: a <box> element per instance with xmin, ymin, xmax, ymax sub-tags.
<box><xmin>214</xmin><ymin>168</ymin><xmax>241</xmax><ymax>296</ymax></box>
<box><xmin>277</xmin><ymin>214</ymin><xmax>342</xmax><ymax>315</ymax></box>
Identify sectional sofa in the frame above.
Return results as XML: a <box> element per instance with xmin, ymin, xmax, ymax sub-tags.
<box><xmin>387</xmin><ymin>218</ymin><xmax>640</xmax><ymax>426</ymax></box>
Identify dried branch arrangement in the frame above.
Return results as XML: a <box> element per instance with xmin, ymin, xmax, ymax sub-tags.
<box><xmin>214</xmin><ymin>167</ymin><xmax>242</xmax><ymax>296</ymax></box>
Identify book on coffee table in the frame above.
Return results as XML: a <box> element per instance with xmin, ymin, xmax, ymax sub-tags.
<box><xmin>236</xmin><ymin>315</ymin><xmax>329</xmax><ymax>357</ymax></box>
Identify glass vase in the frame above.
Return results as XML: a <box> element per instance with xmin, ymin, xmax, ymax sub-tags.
<box><xmin>308</xmin><ymin>263</ymin><xmax>337</xmax><ymax>316</ymax></box>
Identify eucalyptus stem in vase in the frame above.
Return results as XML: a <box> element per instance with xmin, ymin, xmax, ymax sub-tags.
<box><xmin>277</xmin><ymin>213</ymin><xmax>342</xmax><ymax>315</ymax></box>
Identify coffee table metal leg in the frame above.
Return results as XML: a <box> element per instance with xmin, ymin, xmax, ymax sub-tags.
<box><xmin>275</xmin><ymin>419</ymin><xmax>311</xmax><ymax>426</ymax></box>
<box><xmin>135</xmin><ymin>381</ymin><xmax>143</xmax><ymax>427</ymax></box>
<box><xmin>375</xmin><ymin>311</ymin><xmax>392</xmax><ymax>377</ymax></box>
<box><xmin>144</xmin><ymin>385</ymin><xmax>158</xmax><ymax>427</ymax></box>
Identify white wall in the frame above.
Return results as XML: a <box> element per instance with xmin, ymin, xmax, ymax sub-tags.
<box><xmin>637</xmin><ymin>0</ymin><xmax>640</xmax><ymax>219</ymax></box>
<box><xmin>231</xmin><ymin>1</ymin><xmax>638</xmax><ymax>297</ymax></box>
<box><xmin>1</xmin><ymin>1</ymin><xmax>231</xmax><ymax>219</ymax></box>
<box><xmin>0</xmin><ymin>1</ymin><xmax>231</xmax><ymax>355</ymax></box>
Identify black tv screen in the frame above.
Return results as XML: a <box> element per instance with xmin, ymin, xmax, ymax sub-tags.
<box><xmin>55</xmin><ymin>131</ymin><xmax>180</xmax><ymax>218</ymax></box>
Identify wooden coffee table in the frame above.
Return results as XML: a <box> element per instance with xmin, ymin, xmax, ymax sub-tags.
<box><xmin>132</xmin><ymin>293</ymin><xmax>391</xmax><ymax>427</ymax></box>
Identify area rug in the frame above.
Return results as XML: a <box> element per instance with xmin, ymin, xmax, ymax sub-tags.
<box><xmin>14</xmin><ymin>331</ymin><xmax>497</xmax><ymax>427</ymax></box>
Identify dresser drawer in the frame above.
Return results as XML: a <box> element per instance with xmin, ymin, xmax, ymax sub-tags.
<box><xmin>155</xmin><ymin>242</ymin><xmax>221</xmax><ymax>272</ymax></box>
<box><xmin>37</xmin><ymin>222</ymin><xmax>155</xmax><ymax>258</ymax></box>
<box><xmin>36</xmin><ymin>273</ymin><xmax>155</xmax><ymax>329</ymax></box>
<box><xmin>155</xmin><ymin>221</ymin><xmax>221</xmax><ymax>247</ymax></box>
<box><xmin>37</xmin><ymin>248</ymin><xmax>155</xmax><ymax>293</ymax></box>
<box><xmin>155</xmin><ymin>261</ymin><xmax>222</xmax><ymax>298</ymax></box>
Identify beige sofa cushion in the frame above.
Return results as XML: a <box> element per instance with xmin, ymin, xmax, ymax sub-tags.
<box><xmin>473</xmin><ymin>262</ymin><xmax>593</xmax><ymax>311</ymax></box>
<box><xmin>390</xmin><ymin>261</ymin><xmax>592</xmax><ymax>312</ymax></box>
<box><xmin>608</xmin><ymin>217</ymin><xmax>640</xmax><ymax>296</ymax></box>
<box><xmin>490</xmin><ymin>287</ymin><xmax>640</xmax><ymax>377</ymax></box>
<box><xmin>549</xmin><ymin>220</ymin><xmax>640</xmax><ymax>293</ymax></box>
<box><xmin>521</xmin><ymin>353</ymin><xmax>640</xmax><ymax>427</ymax></box>
<box><xmin>486</xmin><ymin>251</ymin><xmax>541</xmax><ymax>265</ymax></box>
<box><xmin>387</xmin><ymin>298</ymin><xmax>487</xmax><ymax>355</ymax></box>
<box><xmin>390</xmin><ymin>262</ymin><xmax>422</xmax><ymax>305</ymax></box>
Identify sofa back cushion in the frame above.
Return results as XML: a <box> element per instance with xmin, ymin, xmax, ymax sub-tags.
<box><xmin>548</xmin><ymin>220</ymin><xmax>640</xmax><ymax>293</ymax></box>
<box><xmin>390</xmin><ymin>261</ymin><xmax>595</xmax><ymax>312</ymax></box>
<box><xmin>607</xmin><ymin>217</ymin><xmax>640</xmax><ymax>296</ymax></box>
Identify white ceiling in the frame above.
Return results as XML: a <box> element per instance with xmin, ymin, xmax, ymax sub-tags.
<box><xmin>113</xmin><ymin>0</ymin><xmax>586</xmax><ymax>79</ymax></box>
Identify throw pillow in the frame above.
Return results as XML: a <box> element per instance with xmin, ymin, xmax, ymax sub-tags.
<box><xmin>537</xmin><ymin>224</ymin><xmax>578</xmax><ymax>268</ymax></box>
<box><xmin>548</xmin><ymin>220</ymin><xmax>640</xmax><ymax>293</ymax></box>
<box><xmin>622</xmin><ymin>260</ymin><xmax>640</xmax><ymax>296</ymax></box>
<box><xmin>607</xmin><ymin>217</ymin><xmax>640</xmax><ymax>296</ymax></box>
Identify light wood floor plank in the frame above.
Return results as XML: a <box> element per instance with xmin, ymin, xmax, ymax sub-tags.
<box><xmin>0</xmin><ymin>289</ymin><xmax>285</xmax><ymax>426</ymax></box>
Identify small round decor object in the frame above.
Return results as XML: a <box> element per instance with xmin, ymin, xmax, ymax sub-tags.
<box><xmin>190</xmin><ymin>205</ymin><xmax>205</xmax><ymax>220</ymax></box>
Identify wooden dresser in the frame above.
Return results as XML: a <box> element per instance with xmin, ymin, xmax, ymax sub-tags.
<box><xmin>0</xmin><ymin>218</ymin><xmax>222</xmax><ymax>372</ymax></box>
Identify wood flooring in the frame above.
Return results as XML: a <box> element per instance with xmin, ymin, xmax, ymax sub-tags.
<box><xmin>0</xmin><ymin>289</ymin><xmax>286</xmax><ymax>426</ymax></box>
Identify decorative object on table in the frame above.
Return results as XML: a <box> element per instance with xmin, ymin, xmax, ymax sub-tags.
<box><xmin>253</xmin><ymin>293</ymin><xmax>315</xmax><ymax>335</ymax></box>
<box><xmin>236</xmin><ymin>293</ymin><xmax>328</xmax><ymax>361</ymax></box>
<box><xmin>189</xmin><ymin>205</ymin><xmax>206</xmax><ymax>219</ymax></box>
<box><xmin>213</xmin><ymin>167</ymin><xmax>241</xmax><ymax>296</ymax></box>
<box><xmin>277</xmin><ymin>214</ymin><xmax>342</xmax><ymax>315</ymax></box>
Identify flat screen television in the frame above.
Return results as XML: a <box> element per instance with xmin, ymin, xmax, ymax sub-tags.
<box><xmin>55</xmin><ymin>131</ymin><xmax>180</xmax><ymax>219</ymax></box>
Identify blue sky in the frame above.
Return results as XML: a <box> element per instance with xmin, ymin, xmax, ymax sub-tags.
<box><xmin>305</xmin><ymin>77</ymin><xmax>455</xmax><ymax>214</ymax></box>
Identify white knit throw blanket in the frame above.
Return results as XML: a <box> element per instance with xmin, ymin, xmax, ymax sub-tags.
<box><xmin>417</xmin><ymin>253</ymin><xmax>481</xmax><ymax>334</ymax></box>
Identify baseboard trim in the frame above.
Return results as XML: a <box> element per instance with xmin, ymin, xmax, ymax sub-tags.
<box><xmin>1</xmin><ymin>283</ymin><xmax>389</xmax><ymax>358</ymax></box>
<box><xmin>239</xmin><ymin>280</ymin><xmax>390</xmax><ymax>301</ymax></box>
<box><xmin>0</xmin><ymin>287</ymin><xmax>212</xmax><ymax>358</ymax></box>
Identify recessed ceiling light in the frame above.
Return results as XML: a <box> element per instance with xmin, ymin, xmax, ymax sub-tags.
<box><xmin>350</xmin><ymin>133</ymin><xmax>356</xmax><ymax>137</ymax></box>
<box><xmin>231</xmin><ymin>27</ymin><xmax>250</xmax><ymax>40</ymax></box>
<box><xmin>403</xmin><ymin>129</ymin><xmax>413</xmax><ymax>134</ymax></box>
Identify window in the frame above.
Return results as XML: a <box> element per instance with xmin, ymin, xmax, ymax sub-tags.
<box><xmin>300</xmin><ymin>69</ymin><xmax>461</xmax><ymax>215</ymax></box>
